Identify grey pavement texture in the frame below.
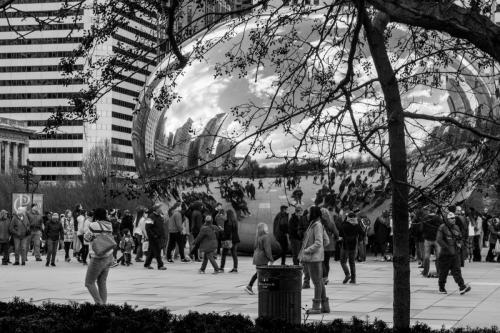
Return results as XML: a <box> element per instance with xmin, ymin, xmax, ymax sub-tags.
<box><xmin>1</xmin><ymin>253</ymin><xmax>500</xmax><ymax>329</ymax></box>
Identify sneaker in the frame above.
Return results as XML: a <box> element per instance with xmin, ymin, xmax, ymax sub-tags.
<box><xmin>13</xmin><ymin>262</ymin><xmax>19</xmax><ymax>266</ymax></box>
<box><xmin>198</xmin><ymin>269</ymin><xmax>205</xmax><ymax>274</ymax></box>
<box><xmin>167</xmin><ymin>259</ymin><xmax>174</xmax><ymax>263</ymax></box>
<box><xmin>158</xmin><ymin>266</ymin><xmax>167</xmax><ymax>270</ymax></box>
<box><xmin>343</xmin><ymin>275</ymin><xmax>351</xmax><ymax>284</ymax></box>
<box><xmin>195</xmin><ymin>259</ymin><xmax>202</xmax><ymax>262</ymax></box>
<box><xmin>50</xmin><ymin>263</ymin><xmax>56</xmax><ymax>267</ymax></box>
<box><xmin>181</xmin><ymin>258</ymin><xmax>190</xmax><ymax>263</ymax></box>
<box><xmin>135</xmin><ymin>258</ymin><xmax>144</xmax><ymax>262</ymax></box>
<box><xmin>21</xmin><ymin>262</ymin><xmax>25</xmax><ymax>266</ymax></box>
<box><xmin>439</xmin><ymin>287</ymin><xmax>447</xmax><ymax>294</ymax></box>
<box><xmin>459</xmin><ymin>285</ymin><xmax>471</xmax><ymax>295</ymax></box>
<box><xmin>145</xmin><ymin>266</ymin><xmax>154</xmax><ymax>270</ymax></box>
<box><xmin>229</xmin><ymin>268</ymin><xmax>238</xmax><ymax>273</ymax></box>
<box><xmin>245</xmin><ymin>285</ymin><xmax>254</xmax><ymax>295</ymax></box>
<box><xmin>110</xmin><ymin>262</ymin><xmax>119</xmax><ymax>268</ymax></box>
<box><xmin>36</xmin><ymin>258</ymin><xmax>42</xmax><ymax>262</ymax></box>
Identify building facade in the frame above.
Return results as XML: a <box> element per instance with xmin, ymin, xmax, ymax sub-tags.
<box><xmin>0</xmin><ymin>0</ymin><xmax>159</xmax><ymax>181</ymax></box>
<box><xmin>0</xmin><ymin>117</ymin><xmax>32</xmax><ymax>174</ymax></box>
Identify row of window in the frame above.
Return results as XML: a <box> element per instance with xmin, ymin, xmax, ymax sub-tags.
<box><xmin>112</xmin><ymin>111</ymin><xmax>133</xmax><ymax>122</ymax></box>
<box><xmin>31</xmin><ymin>160</ymin><xmax>81</xmax><ymax>167</ymax></box>
<box><xmin>0</xmin><ymin>106</ymin><xmax>74</xmax><ymax>113</ymax></box>
<box><xmin>27</xmin><ymin>119</ymin><xmax>83</xmax><ymax>127</ymax></box>
<box><xmin>14</xmin><ymin>0</ymin><xmax>81</xmax><ymax>4</ymax></box>
<box><xmin>0</xmin><ymin>37</ymin><xmax>83</xmax><ymax>46</ymax></box>
<box><xmin>118</xmin><ymin>23</ymin><xmax>157</xmax><ymax>42</ymax></box>
<box><xmin>0</xmin><ymin>23</ymin><xmax>84</xmax><ymax>32</ymax></box>
<box><xmin>0</xmin><ymin>78</ymin><xmax>84</xmax><ymax>86</ymax></box>
<box><xmin>0</xmin><ymin>9</ymin><xmax>83</xmax><ymax>19</ymax></box>
<box><xmin>29</xmin><ymin>147</ymin><xmax>83</xmax><ymax>154</ymax></box>
<box><xmin>116</xmin><ymin>60</ymin><xmax>151</xmax><ymax>76</ymax></box>
<box><xmin>113</xmin><ymin>34</ymin><xmax>156</xmax><ymax>54</ymax></box>
<box><xmin>112</xmin><ymin>98</ymin><xmax>135</xmax><ymax>110</ymax></box>
<box><xmin>0</xmin><ymin>64</ymin><xmax>83</xmax><ymax>73</ymax></box>
<box><xmin>111</xmin><ymin>150</ymin><xmax>134</xmax><ymax>159</ymax></box>
<box><xmin>31</xmin><ymin>133</ymin><xmax>83</xmax><ymax>140</ymax></box>
<box><xmin>0</xmin><ymin>51</ymin><xmax>74</xmax><ymax>59</ymax></box>
<box><xmin>113</xmin><ymin>46</ymin><xmax>157</xmax><ymax>69</ymax></box>
<box><xmin>112</xmin><ymin>86</ymin><xmax>139</xmax><ymax>98</ymax></box>
<box><xmin>0</xmin><ymin>92</ymin><xmax>76</xmax><ymax>100</ymax></box>
<box><xmin>40</xmin><ymin>174</ymin><xmax>82</xmax><ymax>181</ymax></box>
<box><xmin>114</xmin><ymin>72</ymin><xmax>145</xmax><ymax>87</ymax></box>
<box><xmin>112</xmin><ymin>124</ymin><xmax>132</xmax><ymax>134</ymax></box>
<box><xmin>111</xmin><ymin>137</ymin><xmax>132</xmax><ymax>146</ymax></box>
<box><xmin>111</xmin><ymin>164</ymin><xmax>136</xmax><ymax>172</ymax></box>
<box><xmin>115</xmin><ymin>8</ymin><xmax>157</xmax><ymax>31</ymax></box>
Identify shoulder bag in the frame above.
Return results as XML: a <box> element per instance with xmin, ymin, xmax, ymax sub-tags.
<box><xmin>92</xmin><ymin>222</ymin><xmax>117</xmax><ymax>257</ymax></box>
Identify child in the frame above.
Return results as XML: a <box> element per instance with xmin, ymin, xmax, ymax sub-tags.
<box><xmin>193</xmin><ymin>215</ymin><xmax>222</xmax><ymax>274</ymax></box>
<box><xmin>119</xmin><ymin>229</ymin><xmax>135</xmax><ymax>266</ymax></box>
<box><xmin>245</xmin><ymin>222</ymin><xmax>273</xmax><ymax>295</ymax></box>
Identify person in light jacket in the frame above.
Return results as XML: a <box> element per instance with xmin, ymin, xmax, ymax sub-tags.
<box><xmin>301</xmin><ymin>206</ymin><xmax>329</xmax><ymax>314</ymax></box>
<box><xmin>245</xmin><ymin>222</ymin><xmax>273</xmax><ymax>295</ymax></box>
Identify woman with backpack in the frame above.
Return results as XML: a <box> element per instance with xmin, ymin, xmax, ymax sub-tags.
<box><xmin>84</xmin><ymin>208</ymin><xmax>115</xmax><ymax>304</ymax></box>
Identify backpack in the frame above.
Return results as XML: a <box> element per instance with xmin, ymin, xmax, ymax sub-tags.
<box><xmin>91</xmin><ymin>222</ymin><xmax>116</xmax><ymax>257</ymax></box>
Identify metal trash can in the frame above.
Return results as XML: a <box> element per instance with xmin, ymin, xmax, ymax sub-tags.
<box><xmin>257</xmin><ymin>265</ymin><xmax>303</xmax><ymax>324</ymax></box>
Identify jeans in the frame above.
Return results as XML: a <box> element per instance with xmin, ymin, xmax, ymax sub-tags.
<box><xmin>13</xmin><ymin>236</ymin><xmax>29</xmax><ymax>263</ymax></box>
<box><xmin>221</xmin><ymin>244</ymin><xmax>238</xmax><ymax>269</ymax></box>
<box><xmin>290</xmin><ymin>238</ymin><xmax>301</xmax><ymax>265</ymax></box>
<box><xmin>46</xmin><ymin>240</ymin><xmax>59</xmax><ymax>264</ymax></box>
<box><xmin>78</xmin><ymin>235</ymin><xmax>89</xmax><ymax>263</ymax></box>
<box><xmin>30</xmin><ymin>230</ymin><xmax>42</xmax><ymax>259</ymax></box>
<box><xmin>167</xmin><ymin>232</ymin><xmax>185</xmax><ymax>260</ymax></box>
<box><xmin>85</xmin><ymin>255</ymin><xmax>113</xmax><ymax>304</ymax></box>
<box><xmin>64</xmin><ymin>241</ymin><xmax>72</xmax><ymax>259</ymax></box>
<box><xmin>438</xmin><ymin>254</ymin><xmax>465</xmax><ymax>289</ymax></box>
<box><xmin>277</xmin><ymin>237</ymin><xmax>288</xmax><ymax>265</ymax></box>
<box><xmin>357</xmin><ymin>239</ymin><xmax>366</xmax><ymax>261</ymax></box>
<box><xmin>340</xmin><ymin>248</ymin><xmax>356</xmax><ymax>278</ymax></box>
<box><xmin>134</xmin><ymin>234</ymin><xmax>143</xmax><ymax>260</ymax></box>
<box><xmin>303</xmin><ymin>261</ymin><xmax>326</xmax><ymax>300</ymax></box>
<box><xmin>422</xmin><ymin>240</ymin><xmax>440</xmax><ymax>276</ymax></box>
<box><xmin>200</xmin><ymin>250</ymin><xmax>219</xmax><ymax>271</ymax></box>
<box><xmin>323</xmin><ymin>250</ymin><xmax>333</xmax><ymax>278</ymax></box>
<box><xmin>190</xmin><ymin>233</ymin><xmax>200</xmax><ymax>260</ymax></box>
<box><xmin>145</xmin><ymin>240</ymin><xmax>164</xmax><ymax>268</ymax></box>
<box><xmin>0</xmin><ymin>242</ymin><xmax>8</xmax><ymax>263</ymax></box>
<box><xmin>415</xmin><ymin>241</ymin><xmax>424</xmax><ymax>263</ymax></box>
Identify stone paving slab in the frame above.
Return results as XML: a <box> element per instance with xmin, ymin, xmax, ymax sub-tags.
<box><xmin>1</xmin><ymin>251</ymin><xmax>500</xmax><ymax>329</ymax></box>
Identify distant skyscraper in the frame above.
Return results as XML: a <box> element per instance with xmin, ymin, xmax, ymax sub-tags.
<box><xmin>0</xmin><ymin>1</ymin><xmax>160</xmax><ymax>180</ymax></box>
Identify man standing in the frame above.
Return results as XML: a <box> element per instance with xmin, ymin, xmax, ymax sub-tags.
<box><xmin>273</xmin><ymin>205</ymin><xmax>289</xmax><ymax>265</ymax></box>
<box><xmin>436</xmin><ymin>212</ymin><xmax>471</xmax><ymax>295</ymax></box>
<box><xmin>9</xmin><ymin>207</ymin><xmax>30</xmax><ymax>266</ymax></box>
<box><xmin>43</xmin><ymin>213</ymin><xmax>64</xmax><ymax>267</ymax></box>
<box><xmin>27</xmin><ymin>207</ymin><xmax>44</xmax><ymax>262</ymax></box>
<box><xmin>144</xmin><ymin>205</ymin><xmax>167</xmax><ymax>270</ymax></box>
<box><xmin>166</xmin><ymin>203</ymin><xmax>188</xmax><ymax>263</ymax></box>
<box><xmin>289</xmin><ymin>206</ymin><xmax>304</xmax><ymax>265</ymax></box>
<box><xmin>0</xmin><ymin>210</ymin><xmax>10</xmax><ymax>265</ymax></box>
<box><xmin>421</xmin><ymin>207</ymin><xmax>442</xmax><ymax>277</ymax></box>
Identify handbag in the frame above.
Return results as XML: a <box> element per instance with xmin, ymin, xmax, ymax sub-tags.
<box><xmin>222</xmin><ymin>240</ymin><xmax>233</xmax><ymax>249</ymax></box>
<box><xmin>142</xmin><ymin>240</ymin><xmax>149</xmax><ymax>252</ymax></box>
<box><xmin>91</xmin><ymin>222</ymin><xmax>117</xmax><ymax>257</ymax></box>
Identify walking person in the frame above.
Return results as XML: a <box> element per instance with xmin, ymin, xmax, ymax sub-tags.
<box><xmin>133</xmin><ymin>208</ymin><xmax>146</xmax><ymax>262</ymax></box>
<box><xmin>144</xmin><ymin>205</ymin><xmax>167</xmax><ymax>270</ymax></box>
<box><xmin>220</xmin><ymin>209</ymin><xmax>240</xmax><ymax>272</ymax></box>
<box><xmin>373</xmin><ymin>210</ymin><xmax>391</xmax><ymax>261</ymax></box>
<box><xmin>321</xmin><ymin>207</ymin><xmax>339</xmax><ymax>285</ymax></box>
<box><xmin>421</xmin><ymin>207</ymin><xmax>442</xmax><ymax>277</ymax></box>
<box><xmin>245</xmin><ymin>222</ymin><xmax>273</xmax><ymax>295</ymax></box>
<box><xmin>166</xmin><ymin>203</ymin><xmax>188</xmax><ymax>263</ymax></box>
<box><xmin>273</xmin><ymin>205</ymin><xmax>290</xmax><ymax>265</ymax></box>
<box><xmin>119</xmin><ymin>228</ymin><xmax>134</xmax><ymax>266</ymax></box>
<box><xmin>0</xmin><ymin>210</ymin><xmax>10</xmax><ymax>265</ymax></box>
<box><xmin>10</xmin><ymin>208</ymin><xmax>31</xmax><ymax>266</ymax></box>
<box><xmin>78</xmin><ymin>210</ymin><xmax>90</xmax><ymax>265</ymax></box>
<box><xmin>193</xmin><ymin>215</ymin><xmax>222</xmax><ymax>274</ymax></box>
<box><xmin>84</xmin><ymin>207</ymin><xmax>115</xmax><ymax>304</ymax></box>
<box><xmin>62</xmin><ymin>213</ymin><xmax>74</xmax><ymax>262</ymax></box>
<box><xmin>300</xmin><ymin>206</ymin><xmax>330</xmax><ymax>314</ymax></box>
<box><xmin>436</xmin><ymin>212</ymin><xmax>471</xmax><ymax>295</ymax></box>
<box><xmin>43</xmin><ymin>213</ymin><xmax>64</xmax><ymax>267</ymax></box>
<box><xmin>27</xmin><ymin>207</ymin><xmax>43</xmax><ymax>262</ymax></box>
<box><xmin>486</xmin><ymin>217</ymin><xmax>500</xmax><ymax>262</ymax></box>
<box><xmin>339</xmin><ymin>212</ymin><xmax>364</xmax><ymax>284</ymax></box>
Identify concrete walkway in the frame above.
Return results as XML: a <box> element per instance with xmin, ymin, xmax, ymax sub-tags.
<box><xmin>1</xmin><ymin>253</ymin><xmax>500</xmax><ymax>329</ymax></box>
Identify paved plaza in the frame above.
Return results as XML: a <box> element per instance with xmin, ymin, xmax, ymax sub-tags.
<box><xmin>1</xmin><ymin>254</ymin><xmax>500</xmax><ymax>329</ymax></box>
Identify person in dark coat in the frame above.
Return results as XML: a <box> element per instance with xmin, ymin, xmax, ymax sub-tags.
<box><xmin>144</xmin><ymin>205</ymin><xmax>167</xmax><ymax>270</ymax></box>
<box><xmin>220</xmin><ymin>209</ymin><xmax>240</xmax><ymax>272</ymax></box>
<box><xmin>273</xmin><ymin>205</ymin><xmax>289</xmax><ymax>265</ymax></box>
<box><xmin>0</xmin><ymin>210</ymin><xmax>10</xmax><ymax>265</ymax></box>
<box><xmin>189</xmin><ymin>203</ymin><xmax>204</xmax><ymax>261</ymax></box>
<box><xmin>194</xmin><ymin>215</ymin><xmax>221</xmax><ymax>274</ymax></box>
<box><xmin>289</xmin><ymin>206</ymin><xmax>305</xmax><ymax>265</ymax></box>
<box><xmin>43</xmin><ymin>213</ymin><xmax>64</xmax><ymax>267</ymax></box>
<box><xmin>9</xmin><ymin>208</ymin><xmax>30</xmax><ymax>266</ymax></box>
<box><xmin>119</xmin><ymin>210</ymin><xmax>134</xmax><ymax>237</ymax></box>
<box><xmin>436</xmin><ymin>212</ymin><xmax>471</xmax><ymax>295</ymax></box>
<box><xmin>421</xmin><ymin>207</ymin><xmax>442</xmax><ymax>277</ymax></box>
<box><xmin>373</xmin><ymin>210</ymin><xmax>391</xmax><ymax>260</ymax></box>
<box><xmin>339</xmin><ymin>212</ymin><xmax>364</xmax><ymax>284</ymax></box>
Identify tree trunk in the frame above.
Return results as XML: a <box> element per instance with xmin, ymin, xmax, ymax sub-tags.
<box><xmin>364</xmin><ymin>12</ymin><xmax>410</xmax><ymax>331</ymax></box>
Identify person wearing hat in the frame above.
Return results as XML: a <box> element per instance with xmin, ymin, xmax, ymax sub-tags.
<box><xmin>436</xmin><ymin>212</ymin><xmax>471</xmax><ymax>295</ymax></box>
<box><xmin>43</xmin><ymin>212</ymin><xmax>64</xmax><ymax>267</ymax></box>
<box><xmin>273</xmin><ymin>205</ymin><xmax>290</xmax><ymax>265</ymax></box>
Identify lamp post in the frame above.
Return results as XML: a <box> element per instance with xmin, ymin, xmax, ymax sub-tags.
<box><xmin>18</xmin><ymin>159</ymin><xmax>33</xmax><ymax>193</ymax></box>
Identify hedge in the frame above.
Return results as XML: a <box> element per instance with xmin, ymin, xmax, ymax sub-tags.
<box><xmin>0</xmin><ymin>299</ymin><xmax>498</xmax><ymax>333</ymax></box>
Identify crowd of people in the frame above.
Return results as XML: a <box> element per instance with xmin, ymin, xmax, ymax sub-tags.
<box><xmin>1</xmin><ymin>172</ymin><xmax>499</xmax><ymax>311</ymax></box>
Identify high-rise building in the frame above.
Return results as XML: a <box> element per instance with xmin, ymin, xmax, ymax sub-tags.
<box><xmin>0</xmin><ymin>0</ymin><xmax>160</xmax><ymax>181</ymax></box>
